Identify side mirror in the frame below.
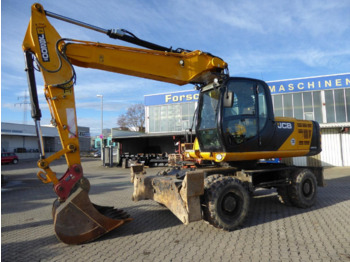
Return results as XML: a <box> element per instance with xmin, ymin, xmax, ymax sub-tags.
<box><xmin>223</xmin><ymin>91</ymin><xmax>233</xmax><ymax>108</ymax></box>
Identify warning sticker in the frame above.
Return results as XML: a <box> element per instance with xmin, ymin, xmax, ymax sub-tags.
<box><xmin>291</xmin><ymin>138</ymin><xmax>296</xmax><ymax>146</ymax></box>
<box><xmin>66</xmin><ymin>108</ymin><xmax>77</xmax><ymax>138</ymax></box>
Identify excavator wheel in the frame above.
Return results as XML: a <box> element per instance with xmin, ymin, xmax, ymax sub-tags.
<box><xmin>52</xmin><ymin>178</ymin><xmax>132</xmax><ymax>244</ymax></box>
<box><xmin>202</xmin><ymin>176</ymin><xmax>249</xmax><ymax>231</ymax></box>
<box><xmin>288</xmin><ymin>169</ymin><xmax>318</xmax><ymax>208</ymax></box>
<box><xmin>201</xmin><ymin>174</ymin><xmax>223</xmax><ymax>221</ymax></box>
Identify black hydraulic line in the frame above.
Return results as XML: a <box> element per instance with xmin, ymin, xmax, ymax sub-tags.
<box><xmin>24</xmin><ymin>51</ymin><xmax>41</xmax><ymax>121</ymax></box>
<box><xmin>24</xmin><ymin>51</ymin><xmax>45</xmax><ymax>158</ymax></box>
<box><xmin>106</xmin><ymin>29</ymin><xmax>172</xmax><ymax>52</ymax></box>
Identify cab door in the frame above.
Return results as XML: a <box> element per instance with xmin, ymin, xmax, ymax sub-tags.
<box><xmin>220</xmin><ymin>78</ymin><xmax>275</xmax><ymax>152</ymax></box>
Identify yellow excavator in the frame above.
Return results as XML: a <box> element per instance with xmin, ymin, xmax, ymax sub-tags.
<box><xmin>23</xmin><ymin>3</ymin><xmax>323</xmax><ymax>245</ymax></box>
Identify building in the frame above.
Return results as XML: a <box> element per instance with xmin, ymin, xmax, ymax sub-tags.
<box><xmin>1</xmin><ymin>122</ymin><xmax>90</xmax><ymax>160</ymax></box>
<box><xmin>145</xmin><ymin>90</ymin><xmax>198</xmax><ymax>133</ymax></box>
<box><xmin>144</xmin><ymin>73</ymin><xmax>350</xmax><ymax>166</ymax></box>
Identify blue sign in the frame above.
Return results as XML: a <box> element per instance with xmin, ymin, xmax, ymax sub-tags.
<box><xmin>267</xmin><ymin>73</ymin><xmax>350</xmax><ymax>94</ymax></box>
<box><xmin>144</xmin><ymin>90</ymin><xmax>199</xmax><ymax>106</ymax></box>
<box><xmin>145</xmin><ymin>73</ymin><xmax>350</xmax><ymax>106</ymax></box>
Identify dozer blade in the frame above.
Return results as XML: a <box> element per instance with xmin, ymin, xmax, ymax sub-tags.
<box><xmin>53</xmin><ymin>187</ymin><xmax>132</xmax><ymax>245</ymax></box>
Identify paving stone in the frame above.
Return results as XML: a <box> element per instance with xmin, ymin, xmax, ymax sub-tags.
<box><xmin>1</xmin><ymin>159</ymin><xmax>350</xmax><ymax>261</ymax></box>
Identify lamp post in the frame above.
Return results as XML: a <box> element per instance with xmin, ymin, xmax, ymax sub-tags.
<box><xmin>96</xmin><ymin>94</ymin><xmax>103</xmax><ymax>159</ymax></box>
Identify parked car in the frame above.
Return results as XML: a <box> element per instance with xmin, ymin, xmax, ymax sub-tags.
<box><xmin>1</xmin><ymin>153</ymin><xmax>19</xmax><ymax>164</ymax></box>
<box><xmin>93</xmin><ymin>151</ymin><xmax>101</xmax><ymax>158</ymax></box>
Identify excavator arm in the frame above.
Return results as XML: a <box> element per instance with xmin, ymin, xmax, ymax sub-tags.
<box><xmin>63</xmin><ymin>40</ymin><xmax>227</xmax><ymax>86</ymax></box>
<box><xmin>22</xmin><ymin>3</ymin><xmax>228</xmax><ymax>244</ymax></box>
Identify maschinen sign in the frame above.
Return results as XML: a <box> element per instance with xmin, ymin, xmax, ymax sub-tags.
<box><xmin>267</xmin><ymin>73</ymin><xmax>350</xmax><ymax>94</ymax></box>
<box><xmin>144</xmin><ymin>73</ymin><xmax>350</xmax><ymax>106</ymax></box>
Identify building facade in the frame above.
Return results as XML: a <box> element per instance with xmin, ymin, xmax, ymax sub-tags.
<box><xmin>144</xmin><ymin>73</ymin><xmax>350</xmax><ymax>166</ymax></box>
<box><xmin>145</xmin><ymin>90</ymin><xmax>198</xmax><ymax>133</ymax></box>
<box><xmin>1</xmin><ymin>122</ymin><xmax>91</xmax><ymax>159</ymax></box>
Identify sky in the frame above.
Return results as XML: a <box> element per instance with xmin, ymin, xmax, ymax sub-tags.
<box><xmin>1</xmin><ymin>0</ymin><xmax>350</xmax><ymax>136</ymax></box>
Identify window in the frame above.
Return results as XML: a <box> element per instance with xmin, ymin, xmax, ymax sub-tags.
<box><xmin>160</xmin><ymin>105</ymin><xmax>168</xmax><ymax>132</ymax></box>
<box><xmin>283</xmin><ymin>94</ymin><xmax>293</xmax><ymax>117</ymax></box>
<box><xmin>198</xmin><ymin>89</ymin><xmax>220</xmax><ymax>130</ymax></box>
<box><xmin>197</xmin><ymin>89</ymin><xmax>222</xmax><ymax>150</ymax></box>
<box><xmin>293</xmin><ymin>93</ymin><xmax>303</xmax><ymax>119</ymax></box>
<box><xmin>258</xmin><ymin>85</ymin><xmax>268</xmax><ymax>131</ymax></box>
<box><xmin>273</xmin><ymin>91</ymin><xmax>323</xmax><ymax>121</ymax></box>
<box><xmin>272</xmin><ymin>88</ymin><xmax>349</xmax><ymax>124</ymax></box>
<box><xmin>181</xmin><ymin>103</ymin><xmax>193</xmax><ymax>130</ymax></box>
<box><xmin>149</xmin><ymin>106</ymin><xmax>161</xmax><ymax>132</ymax></box>
<box><xmin>313</xmin><ymin>91</ymin><xmax>322</xmax><ymax>123</ymax></box>
<box><xmin>325</xmin><ymin>90</ymin><xmax>335</xmax><ymax>122</ymax></box>
<box><xmin>188</xmin><ymin>103</ymin><xmax>196</xmax><ymax>128</ymax></box>
<box><xmin>221</xmin><ymin>80</ymin><xmax>267</xmax><ymax>145</ymax></box>
<box><xmin>346</xmin><ymin>89</ymin><xmax>350</xmax><ymax>121</ymax></box>
<box><xmin>273</xmin><ymin>95</ymin><xmax>283</xmax><ymax>117</ymax></box>
<box><xmin>334</xmin><ymin>89</ymin><xmax>346</xmax><ymax>122</ymax></box>
<box><xmin>303</xmin><ymin>92</ymin><xmax>313</xmax><ymax>120</ymax></box>
<box><xmin>148</xmin><ymin>102</ymin><xmax>197</xmax><ymax>133</ymax></box>
<box><xmin>174</xmin><ymin>104</ymin><xmax>182</xmax><ymax>131</ymax></box>
<box><xmin>168</xmin><ymin>105</ymin><xmax>175</xmax><ymax>131</ymax></box>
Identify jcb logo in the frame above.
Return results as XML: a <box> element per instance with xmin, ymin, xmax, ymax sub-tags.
<box><xmin>277</xmin><ymin>122</ymin><xmax>293</xmax><ymax>129</ymax></box>
<box><xmin>37</xmin><ymin>28</ymin><xmax>50</xmax><ymax>62</ymax></box>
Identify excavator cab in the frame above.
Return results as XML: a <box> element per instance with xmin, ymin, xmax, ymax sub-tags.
<box><xmin>195</xmin><ymin>77</ymin><xmax>321</xmax><ymax>162</ymax></box>
<box><xmin>196</xmin><ymin>77</ymin><xmax>275</xmax><ymax>153</ymax></box>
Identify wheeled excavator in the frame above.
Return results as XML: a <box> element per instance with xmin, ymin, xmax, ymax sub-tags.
<box><xmin>23</xmin><ymin>3</ymin><xmax>324</xmax><ymax>245</ymax></box>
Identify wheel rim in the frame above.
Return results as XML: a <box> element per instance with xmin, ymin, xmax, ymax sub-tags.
<box><xmin>221</xmin><ymin>192</ymin><xmax>242</xmax><ymax>217</ymax></box>
<box><xmin>302</xmin><ymin>179</ymin><xmax>313</xmax><ymax>197</ymax></box>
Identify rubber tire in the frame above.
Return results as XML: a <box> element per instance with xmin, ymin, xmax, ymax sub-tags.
<box><xmin>201</xmin><ymin>174</ymin><xmax>224</xmax><ymax>221</ymax></box>
<box><xmin>12</xmin><ymin>159</ymin><xmax>18</xmax><ymax>164</ymax></box>
<box><xmin>277</xmin><ymin>186</ymin><xmax>293</xmax><ymax>206</ymax></box>
<box><xmin>202</xmin><ymin>176</ymin><xmax>250</xmax><ymax>231</ymax></box>
<box><xmin>204</xmin><ymin>174</ymin><xmax>224</xmax><ymax>188</ymax></box>
<box><xmin>289</xmin><ymin>169</ymin><xmax>318</xmax><ymax>208</ymax></box>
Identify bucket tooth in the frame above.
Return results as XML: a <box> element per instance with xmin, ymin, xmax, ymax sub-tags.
<box><xmin>92</xmin><ymin>204</ymin><xmax>130</xmax><ymax>219</ymax></box>
<box><xmin>53</xmin><ymin>187</ymin><xmax>132</xmax><ymax>245</ymax></box>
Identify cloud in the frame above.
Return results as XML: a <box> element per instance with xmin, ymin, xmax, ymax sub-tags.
<box><xmin>2</xmin><ymin>0</ymin><xmax>350</xmax><ymax>132</ymax></box>
<box><xmin>226</xmin><ymin>47</ymin><xmax>350</xmax><ymax>79</ymax></box>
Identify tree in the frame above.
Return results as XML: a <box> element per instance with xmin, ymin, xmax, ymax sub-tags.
<box><xmin>117</xmin><ymin>103</ymin><xmax>145</xmax><ymax>132</ymax></box>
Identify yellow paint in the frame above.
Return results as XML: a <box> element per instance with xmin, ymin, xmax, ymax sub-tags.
<box><xmin>22</xmin><ymin>3</ymin><xmax>228</xmax><ymax>184</ymax></box>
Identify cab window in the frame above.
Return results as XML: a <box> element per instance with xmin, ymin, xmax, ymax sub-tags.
<box><xmin>222</xmin><ymin>80</ymin><xmax>267</xmax><ymax>145</ymax></box>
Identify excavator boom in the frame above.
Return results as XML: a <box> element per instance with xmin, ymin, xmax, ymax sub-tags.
<box><xmin>22</xmin><ymin>3</ymin><xmax>228</xmax><ymax>244</ymax></box>
<box><xmin>63</xmin><ymin>40</ymin><xmax>227</xmax><ymax>86</ymax></box>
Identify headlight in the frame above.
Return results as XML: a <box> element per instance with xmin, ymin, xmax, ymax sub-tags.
<box><xmin>216</xmin><ymin>154</ymin><xmax>223</xmax><ymax>161</ymax></box>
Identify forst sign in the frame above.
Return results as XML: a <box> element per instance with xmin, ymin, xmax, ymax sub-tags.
<box><xmin>144</xmin><ymin>90</ymin><xmax>199</xmax><ymax>106</ymax></box>
<box><xmin>164</xmin><ymin>93</ymin><xmax>199</xmax><ymax>103</ymax></box>
<box><xmin>267</xmin><ymin>73</ymin><xmax>350</xmax><ymax>94</ymax></box>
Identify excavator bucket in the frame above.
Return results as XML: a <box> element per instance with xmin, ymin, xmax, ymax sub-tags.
<box><xmin>52</xmin><ymin>186</ymin><xmax>132</xmax><ymax>245</ymax></box>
